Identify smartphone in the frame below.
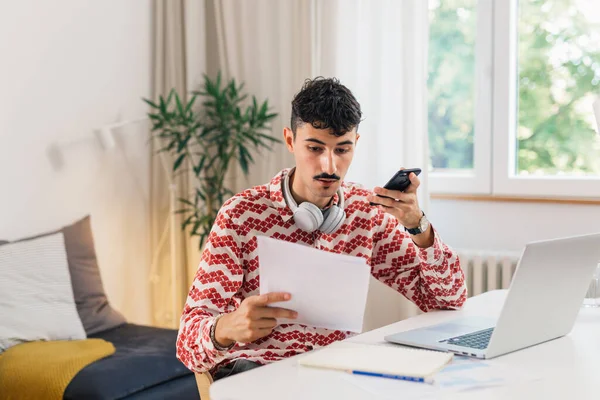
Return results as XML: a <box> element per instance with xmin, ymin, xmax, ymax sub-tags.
<box><xmin>369</xmin><ymin>168</ymin><xmax>422</xmax><ymax>206</ymax></box>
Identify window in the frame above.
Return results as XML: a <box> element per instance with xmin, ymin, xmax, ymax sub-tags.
<box><xmin>516</xmin><ymin>0</ymin><xmax>600</xmax><ymax>177</ymax></box>
<box><xmin>429</xmin><ymin>0</ymin><xmax>600</xmax><ymax>198</ymax></box>
<box><xmin>428</xmin><ymin>0</ymin><xmax>477</xmax><ymax>171</ymax></box>
<box><xmin>428</xmin><ymin>0</ymin><xmax>493</xmax><ymax>194</ymax></box>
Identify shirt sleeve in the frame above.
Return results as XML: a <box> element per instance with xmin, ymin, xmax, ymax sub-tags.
<box><xmin>370</xmin><ymin>211</ymin><xmax>467</xmax><ymax>312</ymax></box>
<box><xmin>176</xmin><ymin>210</ymin><xmax>244</xmax><ymax>373</ymax></box>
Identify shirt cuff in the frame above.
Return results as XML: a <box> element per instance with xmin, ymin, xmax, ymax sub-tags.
<box><xmin>201</xmin><ymin>316</ymin><xmax>233</xmax><ymax>365</ymax></box>
<box><xmin>416</xmin><ymin>226</ymin><xmax>445</xmax><ymax>268</ymax></box>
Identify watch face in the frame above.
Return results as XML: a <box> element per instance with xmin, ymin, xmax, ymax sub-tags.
<box><xmin>420</xmin><ymin>215</ymin><xmax>429</xmax><ymax>231</ymax></box>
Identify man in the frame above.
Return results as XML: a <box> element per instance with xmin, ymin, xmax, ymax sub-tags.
<box><xmin>176</xmin><ymin>77</ymin><xmax>466</xmax><ymax>380</ymax></box>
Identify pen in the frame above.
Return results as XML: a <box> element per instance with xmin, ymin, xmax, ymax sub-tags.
<box><xmin>349</xmin><ymin>370</ymin><xmax>434</xmax><ymax>384</ymax></box>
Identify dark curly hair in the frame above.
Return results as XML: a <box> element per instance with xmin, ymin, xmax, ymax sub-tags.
<box><xmin>291</xmin><ymin>77</ymin><xmax>362</xmax><ymax>138</ymax></box>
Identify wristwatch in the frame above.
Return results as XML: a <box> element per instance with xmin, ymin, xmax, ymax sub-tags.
<box><xmin>210</xmin><ymin>314</ymin><xmax>235</xmax><ymax>351</ymax></box>
<box><xmin>404</xmin><ymin>211</ymin><xmax>430</xmax><ymax>235</ymax></box>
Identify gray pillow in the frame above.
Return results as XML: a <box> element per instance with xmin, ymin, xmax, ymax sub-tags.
<box><xmin>0</xmin><ymin>216</ymin><xmax>126</xmax><ymax>335</ymax></box>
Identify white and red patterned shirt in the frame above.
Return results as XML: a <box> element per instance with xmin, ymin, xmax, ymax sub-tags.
<box><xmin>176</xmin><ymin>168</ymin><xmax>466</xmax><ymax>374</ymax></box>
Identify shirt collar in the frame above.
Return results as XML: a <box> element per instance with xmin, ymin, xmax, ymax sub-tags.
<box><xmin>269</xmin><ymin>168</ymin><xmax>342</xmax><ymax>223</ymax></box>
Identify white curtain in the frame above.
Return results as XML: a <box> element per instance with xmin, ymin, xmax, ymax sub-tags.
<box><xmin>314</xmin><ymin>0</ymin><xmax>430</xmax><ymax>213</ymax></box>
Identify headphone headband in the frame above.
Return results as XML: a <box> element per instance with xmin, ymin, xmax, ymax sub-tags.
<box><xmin>282</xmin><ymin>168</ymin><xmax>346</xmax><ymax>234</ymax></box>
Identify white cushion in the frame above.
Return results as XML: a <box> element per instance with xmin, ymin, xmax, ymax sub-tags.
<box><xmin>0</xmin><ymin>232</ymin><xmax>86</xmax><ymax>352</ymax></box>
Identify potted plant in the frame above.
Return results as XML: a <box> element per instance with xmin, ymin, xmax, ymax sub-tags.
<box><xmin>143</xmin><ymin>73</ymin><xmax>280</xmax><ymax>248</ymax></box>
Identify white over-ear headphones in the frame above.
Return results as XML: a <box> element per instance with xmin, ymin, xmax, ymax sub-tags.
<box><xmin>282</xmin><ymin>168</ymin><xmax>346</xmax><ymax>234</ymax></box>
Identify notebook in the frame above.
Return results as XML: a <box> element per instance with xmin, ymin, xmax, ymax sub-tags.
<box><xmin>298</xmin><ymin>342</ymin><xmax>453</xmax><ymax>382</ymax></box>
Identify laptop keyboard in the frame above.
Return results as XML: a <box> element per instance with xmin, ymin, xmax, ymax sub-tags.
<box><xmin>440</xmin><ymin>327</ymin><xmax>494</xmax><ymax>350</ymax></box>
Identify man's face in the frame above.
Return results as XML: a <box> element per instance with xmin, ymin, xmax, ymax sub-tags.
<box><xmin>283</xmin><ymin>123</ymin><xmax>359</xmax><ymax>208</ymax></box>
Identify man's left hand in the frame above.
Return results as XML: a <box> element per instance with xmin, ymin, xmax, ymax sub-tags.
<box><xmin>367</xmin><ymin>170</ymin><xmax>434</xmax><ymax>248</ymax></box>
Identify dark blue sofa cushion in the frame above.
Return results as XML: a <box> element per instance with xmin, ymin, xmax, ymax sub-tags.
<box><xmin>64</xmin><ymin>324</ymin><xmax>198</xmax><ymax>400</ymax></box>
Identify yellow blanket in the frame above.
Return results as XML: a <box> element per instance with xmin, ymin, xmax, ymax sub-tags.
<box><xmin>0</xmin><ymin>339</ymin><xmax>115</xmax><ymax>400</ymax></box>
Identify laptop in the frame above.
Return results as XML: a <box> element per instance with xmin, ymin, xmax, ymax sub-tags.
<box><xmin>385</xmin><ymin>233</ymin><xmax>600</xmax><ymax>359</ymax></box>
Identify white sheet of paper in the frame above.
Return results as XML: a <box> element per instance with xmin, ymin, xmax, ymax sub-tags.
<box><xmin>257</xmin><ymin>235</ymin><xmax>370</xmax><ymax>333</ymax></box>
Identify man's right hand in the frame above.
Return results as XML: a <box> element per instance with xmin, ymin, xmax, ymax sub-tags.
<box><xmin>214</xmin><ymin>292</ymin><xmax>297</xmax><ymax>347</ymax></box>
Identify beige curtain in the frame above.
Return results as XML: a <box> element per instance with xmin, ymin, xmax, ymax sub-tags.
<box><xmin>149</xmin><ymin>0</ymin><xmax>194</xmax><ymax>328</ymax></box>
<box><xmin>205</xmin><ymin>0</ymin><xmax>313</xmax><ymax>193</ymax></box>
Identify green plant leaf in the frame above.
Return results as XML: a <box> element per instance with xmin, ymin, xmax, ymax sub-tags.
<box><xmin>146</xmin><ymin>71</ymin><xmax>284</xmax><ymax>249</ymax></box>
<box><xmin>150</xmin><ymin>122</ymin><xmax>164</xmax><ymax>131</ymax></box>
<box><xmin>180</xmin><ymin>215</ymin><xmax>195</xmax><ymax>230</ymax></box>
<box><xmin>177</xmin><ymin>135</ymin><xmax>191</xmax><ymax>152</ymax></box>
<box><xmin>259</xmin><ymin>100</ymin><xmax>269</xmax><ymax>117</ymax></box>
<box><xmin>184</xmin><ymin>94</ymin><xmax>197</xmax><ymax>114</ymax></box>
<box><xmin>178</xmin><ymin>197</ymin><xmax>193</xmax><ymax>204</ymax></box>
<box><xmin>198</xmin><ymin>155</ymin><xmax>207</xmax><ymax>173</ymax></box>
<box><xmin>198</xmin><ymin>233</ymin><xmax>209</xmax><ymax>249</ymax></box>
<box><xmin>238</xmin><ymin>144</ymin><xmax>249</xmax><ymax>174</ymax></box>
<box><xmin>166</xmin><ymin>89</ymin><xmax>175</xmax><ymax>107</ymax></box>
<box><xmin>195</xmin><ymin>188</ymin><xmax>206</xmax><ymax>201</ymax></box>
<box><xmin>251</xmin><ymin>97</ymin><xmax>258</xmax><ymax>121</ymax></box>
<box><xmin>162</xmin><ymin>139</ymin><xmax>175</xmax><ymax>150</ymax></box>
<box><xmin>191</xmin><ymin>221</ymin><xmax>202</xmax><ymax>235</ymax></box>
<box><xmin>256</xmin><ymin>132</ymin><xmax>282</xmax><ymax>143</ymax></box>
<box><xmin>143</xmin><ymin>98</ymin><xmax>159</xmax><ymax>108</ymax></box>
<box><xmin>175</xmin><ymin>92</ymin><xmax>184</xmax><ymax>115</ymax></box>
<box><xmin>240</xmin><ymin>130</ymin><xmax>259</xmax><ymax>146</ymax></box>
<box><xmin>173</xmin><ymin>154</ymin><xmax>186</xmax><ymax>172</ymax></box>
<box><xmin>159</xmin><ymin>95</ymin><xmax>166</xmax><ymax>114</ymax></box>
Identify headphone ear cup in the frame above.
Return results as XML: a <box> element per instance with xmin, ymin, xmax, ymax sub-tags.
<box><xmin>319</xmin><ymin>206</ymin><xmax>346</xmax><ymax>234</ymax></box>
<box><xmin>293</xmin><ymin>202</ymin><xmax>324</xmax><ymax>232</ymax></box>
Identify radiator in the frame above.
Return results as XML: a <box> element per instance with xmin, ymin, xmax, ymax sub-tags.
<box><xmin>457</xmin><ymin>250</ymin><xmax>522</xmax><ymax>297</ymax></box>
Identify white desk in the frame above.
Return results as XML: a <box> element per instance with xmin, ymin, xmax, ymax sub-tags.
<box><xmin>211</xmin><ymin>290</ymin><xmax>600</xmax><ymax>399</ymax></box>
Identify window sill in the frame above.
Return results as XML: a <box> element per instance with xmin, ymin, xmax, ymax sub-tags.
<box><xmin>430</xmin><ymin>193</ymin><xmax>600</xmax><ymax>205</ymax></box>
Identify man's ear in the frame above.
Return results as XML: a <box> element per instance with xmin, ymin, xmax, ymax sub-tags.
<box><xmin>355</xmin><ymin>133</ymin><xmax>360</xmax><ymax>145</ymax></box>
<box><xmin>283</xmin><ymin>127</ymin><xmax>294</xmax><ymax>152</ymax></box>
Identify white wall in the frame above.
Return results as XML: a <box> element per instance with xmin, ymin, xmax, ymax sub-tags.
<box><xmin>429</xmin><ymin>199</ymin><xmax>600</xmax><ymax>252</ymax></box>
<box><xmin>0</xmin><ymin>1</ymin><xmax>153</xmax><ymax>324</ymax></box>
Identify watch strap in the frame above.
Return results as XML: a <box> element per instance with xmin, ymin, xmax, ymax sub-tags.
<box><xmin>404</xmin><ymin>211</ymin><xmax>426</xmax><ymax>235</ymax></box>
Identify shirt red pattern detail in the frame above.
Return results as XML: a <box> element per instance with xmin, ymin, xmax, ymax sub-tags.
<box><xmin>176</xmin><ymin>168</ymin><xmax>466</xmax><ymax>374</ymax></box>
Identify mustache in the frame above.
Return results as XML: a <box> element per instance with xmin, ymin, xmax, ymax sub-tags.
<box><xmin>314</xmin><ymin>173</ymin><xmax>340</xmax><ymax>181</ymax></box>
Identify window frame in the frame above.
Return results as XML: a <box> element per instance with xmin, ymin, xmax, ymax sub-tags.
<box><xmin>429</xmin><ymin>0</ymin><xmax>493</xmax><ymax>195</ymax></box>
<box><xmin>429</xmin><ymin>0</ymin><xmax>600</xmax><ymax>199</ymax></box>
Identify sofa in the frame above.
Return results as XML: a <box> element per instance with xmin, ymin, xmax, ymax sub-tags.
<box><xmin>63</xmin><ymin>324</ymin><xmax>198</xmax><ymax>399</ymax></box>
<box><xmin>0</xmin><ymin>216</ymin><xmax>199</xmax><ymax>399</ymax></box>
